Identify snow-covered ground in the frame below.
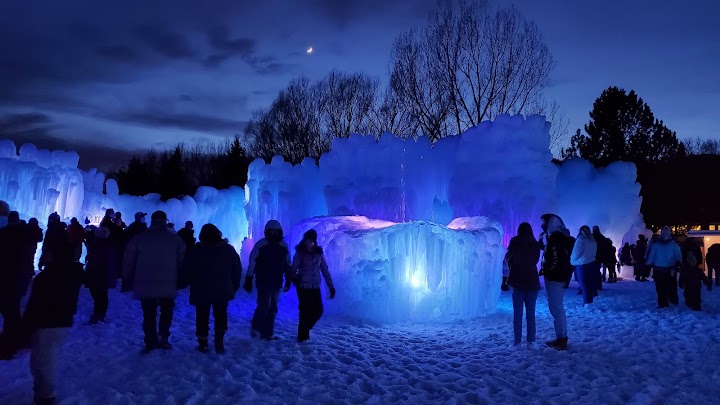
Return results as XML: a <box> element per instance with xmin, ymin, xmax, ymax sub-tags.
<box><xmin>3</xmin><ymin>277</ymin><xmax>720</xmax><ymax>404</ymax></box>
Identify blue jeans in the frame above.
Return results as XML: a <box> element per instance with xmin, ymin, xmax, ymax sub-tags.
<box><xmin>576</xmin><ymin>263</ymin><xmax>597</xmax><ymax>304</ymax></box>
<box><xmin>511</xmin><ymin>289</ymin><xmax>538</xmax><ymax>344</ymax></box>
<box><xmin>545</xmin><ymin>281</ymin><xmax>567</xmax><ymax>339</ymax></box>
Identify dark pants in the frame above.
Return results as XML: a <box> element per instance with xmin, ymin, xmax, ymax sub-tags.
<box><xmin>0</xmin><ymin>299</ymin><xmax>22</xmax><ymax>350</ymax></box>
<box><xmin>654</xmin><ymin>268</ymin><xmax>677</xmax><ymax>307</ymax></box>
<box><xmin>576</xmin><ymin>263</ymin><xmax>597</xmax><ymax>304</ymax></box>
<box><xmin>297</xmin><ymin>288</ymin><xmax>324</xmax><ymax>341</ymax></box>
<box><xmin>195</xmin><ymin>302</ymin><xmax>229</xmax><ymax>338</ymax></box>
<box><xmin>73</xmin><ymin>243</ymin><xmax>82</xmax><ymax>262</ymax></box>
<box><xmin>707</xmin><ymin>264</ymin><xmax>720</xmax><ymax>285</ymax></box>
<box><xmin>606</xmin><ymin>263</ymin><xmax>617</xmax><ymax>282</ymax></box>
<box><xmin>511</xmin><ymin>288</ymin><xmax>538</xmax><ymax>344</ymax></box>
<box><xmin>141</xmin><ymin>298</ymin><xmax>175</xmax><ymax>344</ymax></box>
<box><xmin>90</xmin><ymin>288</ymin><xmax>109</xmax><ymax>319</ymax></box>
<box><xmin>669</xmin><ymin>271</ymin><xmax>679</xmax><ymax>304</ymax></box>
<box><xmin>684</xmin><ymin>285</ymin><xmax>702</xmax><ymax>311</ymax></box>
<box><xmin>251</xmin><ymin>287</ymin><xmax>280</xmax><ymax>339</ymax></box>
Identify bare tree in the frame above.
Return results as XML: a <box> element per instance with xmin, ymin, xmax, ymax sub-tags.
<box><xmin>390</xmin><ymin>0</ymin><xmax>555</xmax><ymax>140</ymax></box>
<box><xmin>684</xmin><ymin>137</ymin><xmax>720</xmax><ymax>155</ymax></box>
<box><xmin>317</xmin><ymin>71</ymin><xmax>379</xmax><ymax>138</ymax></box>
<box><xmin>369</xmin><ymin>85</ymin><xmax>419</xmax><ymax>139</ymax></box>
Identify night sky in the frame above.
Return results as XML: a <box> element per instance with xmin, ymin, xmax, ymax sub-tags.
<box><xmin>0</xmin><ymin>0</ymin><xmax>718</xmax><ymax>171</ymax></box>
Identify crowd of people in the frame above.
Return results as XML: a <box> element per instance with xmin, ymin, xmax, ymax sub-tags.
<box><xmin>504</xmin><ymin>213</ymin><xmax>716</xmax><ymax>352</ymax></box>
<box><xmin>0</xmin><ymin>201</ymin><xmax>335</xmax><ymax>405</ymax></box>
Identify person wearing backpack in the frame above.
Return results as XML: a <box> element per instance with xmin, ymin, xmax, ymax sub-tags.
<box><xmin>539</xmin><ymin>214</ymin><xmax>573</xmax><ymax>351</ymax></box>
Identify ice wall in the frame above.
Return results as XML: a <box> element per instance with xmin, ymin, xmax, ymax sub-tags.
<box><xmin>556</xmin><ymin>158</ymin><xmax>646</xmax><ymax>249</ymax></box>
<box><xmin>247</xmin><ymin>114</ymin><xmax>558</xmax><ymax>246</ymax></box>
<box><xmin>0</xmin><ymin>140</ymin><xmax>84</xmax><ymax>222</ymax></box>
<box><xmin>288</xmin><ymin>216</ymin><xmax>504</xmax><ymax>323</ymax></box>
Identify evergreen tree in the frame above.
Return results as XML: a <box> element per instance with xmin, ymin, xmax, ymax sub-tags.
<box><xmin>562</xmin><ymin>86</ymin><xmax>685</xmax><ymax>165</ymax></box>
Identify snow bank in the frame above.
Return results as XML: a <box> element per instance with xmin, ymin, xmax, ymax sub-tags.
<box><xmin>287</xmin><ymin>216</ymin><xmax>504</xmax><ymax>323</ymax></box>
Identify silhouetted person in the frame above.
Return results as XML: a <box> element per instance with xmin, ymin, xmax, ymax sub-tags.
<box><xmin>632</xmin><ymin>235</ymin><xmax>649</xmax><ymax>281</ymax></box>
<box><xmin>679</xmin><ymin>251</ymin><xmax>711</xmax><ymax>311</ymax></box>
<box><xmin>186</xmin><ymin>224</ymin><xmax>241</xmax><ymax>353</ymax></box>
<box><xmin>67</xmin><ymin>218</ymin><xmax>85</xmax><ymax>262</ymax></box>
<box><xmin>244</xmin><ymin>220</ymin><xmax>293</xmax><ymax>340</ymax></box>
<box><xmin>705</xmin><ymin>243</ymin><xmax>720</xmax><ymax>287</ymax></box>
<box><xmin>113</xmin><ymin>212</ymin><xmax>126</xmax><ymax>230</ymax></box>
<box><xmin>84</xmin><ymin>226</ymin><xmax>119</xmax><ymax>324</ymax></box>
<box><xmin>121</xmin><ymin>212</ymin><xmax>149</xmax><ymax>293</ymax></box>
<box><xmin>123</xmin><ymin>211</ymin><xmax>185</xmax><ymax>352</ymax></box>
<box><xmin>504</xmin><ymin>223</ymin><xmax>540</xmax><ymax>347</ymax></box>
<box><xmin>292</xmin><ymin>229</ymin><xmax>335</xmax><ymax>343</ymax></box>
<box><xmin>572</xmin><ymin>226</ymin><xmax>598</xmax><ymax>305</ymax></box>
<box><xmin>177</xmin><ymin>221</ymin><xmax>196</xmax><ymax>250</ymax></box>
<box><xmin>539</xmin><ymin>214</ymin><xmax>573</xmax><ymax>351</ymax></box>
<box><xmin>40</xmin><ymin>213</ymin><xmax>69</xmax><ymax>271</ymax></box>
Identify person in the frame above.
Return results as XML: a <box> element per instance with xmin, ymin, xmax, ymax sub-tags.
<box><xmin>0</xmin><ymin>200</ymin><xmax>9</xmax><ymax>228</ymax></box>
<box><xmin>620</xmin><ymin>242</ymin><xmax>632</xmax><ymax>266</ymax></box>
<box><xmin>571</xmin><ymin>226</ymin><xmax>598</xmax><ymax>305</ymax></box>
<box><xmin>0</xmin><ymin>212</ymin><xmax>34</xmax><ymax>359</ymax></box>
<box><xmin>186</xmin><ymin>224</ymin><xmax>242</xmax><ymax>353</ymax></box>
<box><xmin>67</xmin><ymin>218</ymin><xmax>85</xmax><ymax>262</ymax></box>
<box><xmin>16</xmin><ymin>240</ymin><xmax>84</xmax><ymax>405</ymax></box>
<box><xmin>644</xmin><ymin>234</ymin><xmax>659</xmax><ymax>280</ymax></box>
<box><xmin>84</xmin><ymin>226</ymin><xmax>119</xmax><ymax>324</ymax></box>
<box><xmin>705</xmin><ymin>243</ymin><xmax>720</xmax><ymax>287</ymax></box>
<box><xmin>606</xmin><ymin>245</ymin><xmax>619</xmax><ymax>283</ymax></box>
<box><xmin>592</xmin><ymin>226</ymin><xmax>613</xmax><ymax>285</ymax></box>
<box><xmin>501</xmin><ymin>258</ymin><xmax>510</xmax><ymax>292</ymax></box>
<box><xmin>632</xmin><ymin>235</ymin><xmax>649</xmax><ymax>281</ymax></box>
<box><xmin>504</xmin><ymin>223</ymin><xmax>540</xmax><ymax>347</ymax></box>
<box><xmin>679</xmin><ymin>251</ymin><xmax>711</xmax><ymax>311</ymax></box>
<box><xmin>291</xmin><ymin>229</ymin><xmax>336</xmax><ymax>343</ymax></box>
<box><xmin>646</xmin><ymin>227</ymin><xmax>682</xmax><ymax>308</ymax></box>
<box><xmin>40</xmin><ymin>213</ymin><xmax>68</xmax><ymax>271</ymax></box>
<box><xmin>113</xmin><ymin>212</ymin><xmax>127</xmax><ymax>230</ymax></box>
<box><xmin>244</xmin><ymin>220</ymin><xmax>293</xmax><ymax>341</ymax></box>
<box><xmin>122</xmin><ymin>211</ymin><xmax>186</xmax><ymax>352</ymax></box>
<box><xmin>177</xmin><ymin>221</ymin><xmax>196</xmax><ymax>251</ymax></box>
<box><xmin>167</xmin><ymin>223</ymin><xmax>176</xmax><ymax>234</ymax></box>
<box><xmin>539</xmin><ymin>214</ymin><xmax>574</xmax><ymax>351</ymax></box>
<box><xmin>121</xmin><ymin>212</ymin><xmax>148</xmax><ymax>292</ymax></box>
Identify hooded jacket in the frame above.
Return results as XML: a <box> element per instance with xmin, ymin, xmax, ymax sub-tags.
<box><xmin>505</xmin><ymin>223</ymin><xmax>541</xmax><ymax>291</ymax></box>
<box><xmin>187</xmin><ymin>240</ymin><xmax>242</xmax><ymax>306</ymax></box>
<box><xmin>292</xmin><ymin>245</ymin><xmax>335</xmax><ymax>290</ymax></box>
<box><xmin>246</xmin><ymin>220</ymin><xmax>292</xmax><ymax>289</ymax></box>
<box><xmin>647</xmin><ymin>228</ymin><xmax>681</xmax><ymax>269</ymax></box>
<box><xmin>571</xmin><ymin>227</ymin><xmax>597</xmax><ymax>266</ymax></box>
<box><xmin>540</xmin><ymin>214</ymin><xmax>574</xmax><ymax>283</ymax></box>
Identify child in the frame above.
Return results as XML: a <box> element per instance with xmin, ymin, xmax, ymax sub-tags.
<box><xmin>291</xmin><ymin>229</ymin><xmax>336</xmax><ymax>342</ymax></box>
<box><xmin>19</xmin><ymin>241</ymin><xmax>84</xmax><ymax>404</ymax></box>
<box><xmin>244</xmin><ymin>220</ymin><xmax>293</xmax><ymax>340</ymax></box>
<box><xmin>679</xmin><ymin>251</ymin><xmax>711</xmax><ymax>311</ymax></box>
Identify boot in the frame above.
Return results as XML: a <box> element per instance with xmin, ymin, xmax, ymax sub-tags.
<box><xmin>158</xmin><ymin>336</ymin><xmax>172</xmax><ymax>350</ymax></box>
<box><xmin>33</xmin><ymin>396</ymin><xmax>56</xmax><ymax>405</ymax></box>
<box><xmin>197</xmin><ymin>337</ymin><xmax>208</xmax><ymax>353</ymax></box>
<box><xmin>545</xmin><ymin>337</ymin><xmax>568</xmax><ymax>350</ymax></box>
<box><xmin>214</xmin><ymin>334</ymin><xmax>225</xmax><ymax>354</ymax></box>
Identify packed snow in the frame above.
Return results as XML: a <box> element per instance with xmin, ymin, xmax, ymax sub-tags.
<box><xmin>2</xmin><ymin>278</ymin><xmax>720</xmax><ymax>404</ymax></box>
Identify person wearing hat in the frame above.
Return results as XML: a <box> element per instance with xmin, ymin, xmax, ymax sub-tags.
<box><xmin>122</xmin><ymin>210</ymin><xmax>186</xmax><ymax>352</ymax></box>
<box><xmin>244</xmin><ymin>220</ymin><xmax>293</xmax><ymax>340</ymax></box>
<box><xmin>646</xmin><ymin>227</ymin><xmax>682</xmax><ymax>308</ymax></box>
<box><xmin>291</xmin><ymin>229</ymin><xmax>335</xmax><ymax>343</ymax></box>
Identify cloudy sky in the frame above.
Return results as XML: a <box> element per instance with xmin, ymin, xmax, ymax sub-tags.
<box><xmin>0</xmin><ymin>0</ymin><xmax>718</xmax><ymax>170</ymax></box>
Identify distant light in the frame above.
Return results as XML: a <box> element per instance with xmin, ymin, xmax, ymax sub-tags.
<box><xmin>306</xmin><ymin>47</ymin><xmax>313</xmax><ymax>54</ymax></box>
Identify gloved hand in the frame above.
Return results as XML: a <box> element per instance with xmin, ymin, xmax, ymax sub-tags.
<box><xmin>283</xmin><ymin>279</ymin><xmax>292</xmax><ymax>292</ymax></box>
<box><xmin>243</xmin><ymin>276</ymin><xmax>253</xmax><ymax>293</ymax></box>
<box><xmin>329</xmin><ymin>287</ymin><xmax>336</xmax><ymax>299</ymax></box>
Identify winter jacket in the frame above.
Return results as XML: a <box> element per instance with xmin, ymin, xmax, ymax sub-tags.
<box><xmin>681</xmin><ymin>241</ymin><xmax>703</xmax><ymax>266</ymax></box>
<box><xmin>67</xmin><ymin>223</ymin><xmax>85</xmax><ymax>245</ymax></box>
<box><xmin>187</xmin><ymin>241</ymin><xmax>242</xmax><ymax>306</ymax></box>
<box><xmin>40</xmin><ymin>223</ymin><xmax>69</xmax><ymax>266</ymax></box>
<box><xmin>706</xmin><ymin>244</ymin><xmax>720</xmax><ymax>269</ymax></box>
<box><xmin>123</xmin><ymin>225</ymin><xmax>186</xmax><ymax>299</ymax></box>
<box><xmin>292</xmin><ymin>246</ymin><xmax>335</xmax><ymax>290</ymax></box>
<box><xmin>124</xmin><ymin>221</ymin><xmax>148</xmax><ymax>244</ymax></box>
<box><xmin>177</xmin><ymin>228</ymin><xmax>196</xmax><ymax>250</ymax></box>
<box><xmin>594</xmin><ymin>233</ymin><xmax>615</xmax><ymax>265</ymax></box>
<box><xmin>632</xmin><ymin>240</ymin><xmax>647</xmax><ymax>264</ymax></box>
<box><xmin>85</xmin><ymin>238</ymin><xmax>119</xmax><ymax>290</ymax></box>
<box><xmin>21</xmin><ymin>261</ymin><xmax>84</xmax><ymax>331</ymax></box>
<box><xmin>505</xmin><ymin>234</ymin><xmax>541</xmax><ymax>291</ymax></box>
<box><xmin>571</xmin><ymin>231</ymin><xmax>597</xmax><ymax>266</ymax></box>
<box><xmin>247</xmin><ymin>237</ymin><xmax>292</xmax><ymax>289</ymax></box>
<box><xmin>540</xmin><ymin>215</ymin><xmax>574</xmax><ymax>283</ymax></box>
<box><xmin>647</xmin><ymin>239</ymin><xmax>682</xmax><ymax>269</ymax></box>
<box><xmin>0</xmin><ymin>223</ymin><xmax>35</xmax><ymax>302</ymax></box>
<box><xmin>679</xmin><ymin>264</ymin><xmax>711</xmax><ymax>291</ymax></box>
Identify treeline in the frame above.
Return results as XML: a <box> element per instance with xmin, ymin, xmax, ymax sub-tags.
<box><xmin>110</xmin><ymin>136</ymin><xmax>251</xmax><ymax>200</ymax></box>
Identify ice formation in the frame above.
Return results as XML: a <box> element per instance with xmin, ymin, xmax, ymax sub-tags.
<box><xmin>287</xmin><ymin>216</ymin><xmax>504</xmax><ymax>322</ymax></box>
<box><xmin>0</xmin><ymin>114</ymin><xmax>647</xmax><ymax>322</ymax></box>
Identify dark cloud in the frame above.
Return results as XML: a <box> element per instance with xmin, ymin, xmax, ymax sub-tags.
<box><xmin>0</xmin><ymin>113</ymin><xmax>52</xmax><ymax>132</ymax></box>
<box><xmin>136</xmin><ymin>25</ymin><xmax>196</xmax><ymax>60</ymax></box>
<box><xmin>110</xmin><ymin>111</ymin><xmax>248</xmax><ymax>133</ymax></box>
<box><xmin>96</xmin><ymin>45</ymin><xmax>143</xmax><ymax>62</ymax></box>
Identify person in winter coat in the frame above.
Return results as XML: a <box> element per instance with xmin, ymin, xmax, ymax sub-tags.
<box><xmin>67</xmin><ymin>218</ymin><xmax>85</xmax><ymax>262</ymax></box>
<box><xmin>571</xmin><ymin>226</ymin><xmax>598</xmax><ymax>305</ymax></box>
<box><xmin>646</xmin><ymin>227</ymin><xmax>682</xmax><ymax>308</ymax></box>
<box><xmin>0</xmin><ymin>200</ymin><xmax>8</xmax><ymax>228</ymax></box>
<box><xmin>177</xmin><ymin>221</ymin><xmax>196</xmax><ymax>251</ymax></box>
<box><xmin>17</xmin><ymin>240</ymin><xmax>84</xmax><ymax>405</ymax></box>
<box><xmin>679</xmin><ymin>250</ymin><xmax>711</xmax><ymax>311</ymax></box>
<box><xmin>113</xmin><ymin>212</ymin><xmax>126</xmax><ymax>230</ymax></box>
<box><xmin>40</xmin><ymin>213</ymin><xmax>69</xmax><ymax>271</ymax></box>
<box><xmin>123</xmin><ymin>211</ymin><xmax>186</xmax><ymax>352</ymax></box>
<box><xmin>0</xmin><ymin>212</ymin><xmax>35</xmax><ymax>359</ymax></box>
<box><xmin>186</xmin><ymin>224</ymin><xmax>242</xmax><ymax>354</ymax></box>
<box><xmin>28</xmin><ymin>217</ymin><xmax>44</xmax><ymax>261</ymax></box>
<box><xmin>121</xmin><ymin>212</ymin><xmax>148</xmax><ymax>292</ymax></box>
<box><xmin>592</xmin><ymin>226</ymin><xmax>613</xmax><ymax>285</ymax></box>
<box><xmin>632</xmin><ymin>235</ymin><xmax>649</xmax><ymax>281</ymax></box>
<box><xmin>84</xmin><ymin>226</ymin><xmax>119</xmax><ymax>324</ymax></box>
<box><xmin>539</xmin><ymin>214</ymin><xmax>574</xmax><ymax>351</ymax></box>
<box><xmin>244</xmin><ymin>220</ymin><xmax>293</xmax><ymax>340</ymax></box>
<box><xmin>505</xmin><ymin>223</ymin><xmax>541</xmax><ymax>347</ymax></box>
<box><xmin>606</xmin><ymin>245</ymin><xmax>619</xmax><ymax>283</ymax></box>
<box><xmin>705</xmin><ymin>243</ymin><xmax>720</xmax><ymax>287</ymax></box>
<box><xmin>292</xmin><ymin>229</ymin><xmax>336</xmax><ymax>343</ymax></box>
<box><xmin>620</xmin><ymin>243</ymin><xmax>632</xmax><ymax>266</ymax></box>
